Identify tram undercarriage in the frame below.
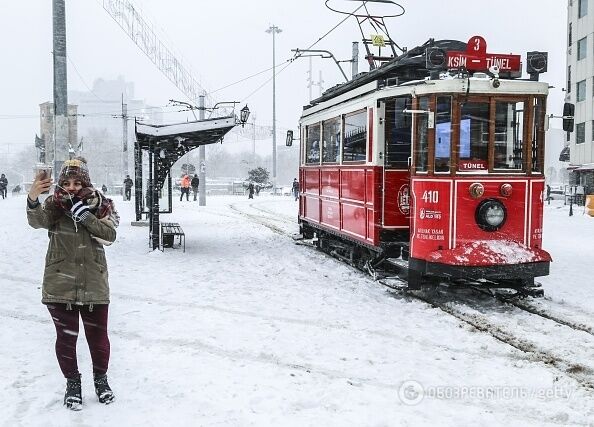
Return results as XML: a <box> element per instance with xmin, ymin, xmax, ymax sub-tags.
<box><xmin>299</xmin><ymin>221</ymin><xmax>546</xmax><ymax>298</ymax></box>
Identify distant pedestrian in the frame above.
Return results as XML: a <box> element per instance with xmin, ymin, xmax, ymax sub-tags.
<box><xmin>248</xmin><ymin>182</ymin><xmax>254</xmax><ymax>199</ymax></box>
<box><xmin>26</xmin><ymin>157</ymin><xmax>119</xmax><ymax>410</ymax></box>
<box><xmin>255</xmin><ymin>184</ymin><xmax>260</xmax><ymax>196</ymax></box>
<box><xmin>12</xmin><ymin>185</ymin><xmax>21</xmax><ymax>195</ymax></box>
<box><xmin>101</xmin><ymin>184</ymin><xmax>108</xmax><ymax>194</ymax></box>
<box><xmin>0</xmin><ymin>173</ymin><xmax>8</xmax><ymax>199</ymax></box>
<box><xmin>546</xmin><ymin>184</ymin><xmax>551</xmax><ymax>204</ymax></box>
<box><xmin>191</xmin><ymin>174</ymin><xmax>199</xmax><ymax>201</ymax></box>
<box><xmin>123</xmin><ymin>175</ymin><xmax>133</xmax><ymax>201</ymax></box>
<box><xmin>292</xmin><ymin>178</ymin><xmax>299</xmax><ymax>201</ymax></box>
<box><xmin>180</xmin><ymin>174</ymin><xmax>191</xmax><ymax>201</ymax></box>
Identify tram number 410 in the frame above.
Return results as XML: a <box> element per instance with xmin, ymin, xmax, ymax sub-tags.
<box><xmin>421</xmin><ymin>190</ymin><xmax>439</xmax><ymax>204</ymax></box>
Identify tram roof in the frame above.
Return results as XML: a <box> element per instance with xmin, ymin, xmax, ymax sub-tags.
<box><xmin>135</xmin><ymin>116</ymin><xmax>236</xmax><ymax>151</ymax></box>
<box><xmin>306</xmin><ymin>39</ymin><xmax>467</xmax><ymax>108</ymax></box>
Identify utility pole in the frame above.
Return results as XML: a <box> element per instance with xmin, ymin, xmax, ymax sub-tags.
<box><xmin>52</xmin><ymin>0</ymin><xmax>69</xmax><ymax>175</ymax></box>
<box><xmin>266</xmin><ymin>24</ymin><xmax>282</xmax><ymax>188</ymax></box>
<box><xmin>198</xmin><ymin>94</ymin><xmax>206</xmax><ymax>206</ymax></box>
<box><xmin>122</xmin><ymin>94</ymin><xmax>128</xmax><ymax>178</ymax></box>
<box><xmin>352</xmin><ymin>42</ymin><xmax>359</xmax><ymax>79</ymax></box>
<box><xmin>318</xmin><ymin>70</ymin><xmax>324</xmax><ymax>97</ymax></box>
<box><xmin>307</xmin><ymin>57</ymin><xmax>313</xmax><ymax>101</ymax></box>
<box><xmin>252</xmin><ymin>114</ymin><xmax>256</xmax><ymax>167</ymax></box>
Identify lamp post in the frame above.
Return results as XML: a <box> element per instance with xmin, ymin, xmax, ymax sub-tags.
<box><xmin>266</xmin><ymin>24</ymin><xmax>282</xmax><ymax>188</ymax></box>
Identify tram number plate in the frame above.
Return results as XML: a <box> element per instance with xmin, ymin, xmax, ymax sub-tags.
<box><xmin>421</xmin><ymin>190</ymin><xmax>439</xmax><ymax>204</ymax></box>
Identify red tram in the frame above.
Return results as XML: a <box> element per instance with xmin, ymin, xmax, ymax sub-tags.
<box><xmin>295</xmin><ymin>36</ymin><xmax>552</xmax><ymax>295</ymax></box>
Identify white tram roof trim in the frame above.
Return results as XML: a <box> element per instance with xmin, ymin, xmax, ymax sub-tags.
<box><xmin>300</xmin><ymin>78</ymin><xmax>549</xmax><ymax>124</ymax></box>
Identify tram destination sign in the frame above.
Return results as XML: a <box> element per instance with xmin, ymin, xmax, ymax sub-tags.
<box><xmin>446</xmin><ymin>35</ymin><xmax>521</xmax><ymax>73</ymax></box>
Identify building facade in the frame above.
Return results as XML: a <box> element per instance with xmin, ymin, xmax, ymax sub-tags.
<box><xmin>566</xmin><ymin>0</ymin><xmax>594</xmax><ymax>191</ymax></box>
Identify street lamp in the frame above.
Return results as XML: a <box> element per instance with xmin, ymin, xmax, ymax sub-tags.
<box><xmin>266</xmin><ymin>24</ymin><xmax>282</xmax><ymax>187</ymax></box>
<box><xmin>240</xmin><ymin>105</ymin><xmax>250</xmax><ymax>127</ymax></box>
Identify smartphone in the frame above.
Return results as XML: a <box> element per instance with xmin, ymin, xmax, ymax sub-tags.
<box><xmin>34</xmin><ymin>165</ymin><xmax>53</xmax><ymax>194</ymax></box>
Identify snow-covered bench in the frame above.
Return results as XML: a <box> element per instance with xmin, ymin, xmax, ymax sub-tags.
<box><xmin>160</xmin><ymin>222</ymin><xmax>185</xmax><ymax>252</ymax></box>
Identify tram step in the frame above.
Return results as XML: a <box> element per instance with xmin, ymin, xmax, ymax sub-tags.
<box><xmin>385</xmin><ymin>258</ymin><xmax>408</xmax><ymax>269</ymax></box>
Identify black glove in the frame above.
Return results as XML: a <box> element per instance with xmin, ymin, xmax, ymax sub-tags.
<box><xmin>70</xmin><ymin>197</ymin><xmax>91</xmax><ymax>222</ymax></box>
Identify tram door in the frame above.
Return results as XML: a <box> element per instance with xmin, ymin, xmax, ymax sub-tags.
<box><xmin>382</xmin><ymin>96</ymin><xmax>413</xmax><ymax>229</ymax></box>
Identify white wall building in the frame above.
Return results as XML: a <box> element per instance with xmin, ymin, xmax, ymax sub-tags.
<box><xmin>566</xmin><ymin>0</ymin><xmax>594</xmax><ymax>191</ymax></box>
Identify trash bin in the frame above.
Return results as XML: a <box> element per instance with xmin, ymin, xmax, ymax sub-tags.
<box><xmin>586</xmin><ymin>195</ymin><xmax>594</xmax><ymax>217</ymax></box>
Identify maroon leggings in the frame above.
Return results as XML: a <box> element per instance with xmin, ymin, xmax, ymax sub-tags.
<box><xmin>46</xmin><ymin>303</ymin><xmax>110</xmax><ymax>379</ymax></box>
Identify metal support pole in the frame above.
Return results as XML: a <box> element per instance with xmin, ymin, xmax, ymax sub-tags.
<box><xmin>52</xmin><ymin>0</ymin><xmax>69</xmax><ymax>175</ymax></box>
<box><xmin>198</xmin><ymin>95</ymin><xmax>206</xmax><ymax>206</ymax></box>
<box><xmin>122</xmin><ymin>95</ymin><xmax>128</xmax><ymax>177</ymax></box>
<box><xmin>352</xmin><ymin>42</ymin><xmax>359</xmax><ymax>79</ymax></box>
<box><xmin>266</xmin><ymin>25</ymin><xmax>282</xmax><ymax>188</ymax></box>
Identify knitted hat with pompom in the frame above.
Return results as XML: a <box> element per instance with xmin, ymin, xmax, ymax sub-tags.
<box><xmin>58</xmin><ymin>157</ymin><xmax>91</xmax><ymax>188</ymax></box>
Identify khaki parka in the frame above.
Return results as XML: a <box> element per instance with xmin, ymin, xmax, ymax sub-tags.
<box><xmin>27</xmin><ymin>196</ymin><xmax>116</xmax><ymax>305</ymax></box>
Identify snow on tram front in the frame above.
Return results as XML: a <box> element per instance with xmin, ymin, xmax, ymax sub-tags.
<box><xmin>294</xmin><ymin>36</ymin><xmax>555</xmax><ymax>296</ymax></box>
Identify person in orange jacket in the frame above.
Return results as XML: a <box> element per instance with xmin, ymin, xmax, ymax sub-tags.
<box><xmin>180</xmin><ymin>174</ymin><xmax>191</xmax><ymax>201</ymax></box>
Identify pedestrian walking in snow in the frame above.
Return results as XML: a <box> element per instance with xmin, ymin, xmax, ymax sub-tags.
<box><xmin>123</xmin><ymin>175</ymin><xmax>133</xmax><ymax>201</ymax></box>
<box><xmin>180</xmin><ymin>174</ymin><xmax>191</xmax><ymax>201</ymax></box>
<box><xmin>248</xmin><ymin>182</ymin><xmax>254</xmax><ymax>199</ymax></box>
<box><xmin>292</xmin><ymin>178</ymin><xmax>299</xmax><ymax>201</ymax></box>
<box><xmin>191</xmin><ymin>174</ymin><xmax>199</xmax><ymax>201</ymax></box>
<box><xmin>0</xmin><ymin>173</ymin><xmax>8</xmax><ymax>199</ymax></box>
<box><xmin>26</xmin><ymin>157</ymin><xmax>119</xmax><ymax>411</ymax></box>
<box><xmin>102</xmin><ymin>184</ymin><xmax>108</xmax><ymax>194</ymax></box>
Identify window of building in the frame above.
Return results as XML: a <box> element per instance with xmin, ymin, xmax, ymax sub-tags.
<box><xmin>435</xmin><ymin>96</ymin><xmax>452</xmax><ymax>173</ymax></box>
<box><xmin>578</xmin><ymin>36</ymin><xmax>587</xmax><ymax>60</ymax></box>
<box><xmin>494</xmin><ymin>101</ymin><xmax>524</xmax><ymax>170</ymax></box>
<box><xmin>342</xmin><ymin>110</ymin><xmax>367</xmax><ymax>162</ymax></box>
<box><xmin>567</xmin><ymin>66</ymin><xmax>571</xmax><ymax>93</ymax></box>
<box><xmin>577</xmin><ymin>79</ymin><xmax>586</xmax><ymax>101</ymax></box>
<box><xmin>385</xmin><ymin>96</ymin><xmax>412</xmax><ymax>169</ymax></box>
<box><xmin>576</xmin><ymin>122</ymin><xmax>585</xmax><ymax>144</ymax></box>
<box><xmin>569</xmin><ymin>23</ymin><xmax>572</xmax><ymax>47</ymax></box>
<box><xmin>579</xmin><ymin>0</ymin><xmax>588</xmax><ymax>17</ymax></box>
<box><xmin>305</xmin><ymin>123</ymin><xmax>321</xmax><ymax>164</ymax></box>
<box><xmin>322</xmin><ymin>117</ymin><xmax>340</xmax><ymax>163</ymax></box>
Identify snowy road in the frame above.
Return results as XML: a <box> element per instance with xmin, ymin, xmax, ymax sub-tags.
<box><xmin>1</xmin><ymin>194</ymin><xmax>593</xmax><ymax>426</ymax></box>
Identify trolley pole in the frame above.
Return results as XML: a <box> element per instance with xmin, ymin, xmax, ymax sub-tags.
<box><xmin>52</xmin><ymin>0</ymin><xmax>69</xmax><ymax>175</ymax></box>
<box><xmin>198</xmin><ymin>95</ymin><xmax>206</xmax><ymax>206</ymax></box>
<box><xmin>266</xmin><ymin>25</ymin><xmax>282</xmax><ymax>188</ymax></box>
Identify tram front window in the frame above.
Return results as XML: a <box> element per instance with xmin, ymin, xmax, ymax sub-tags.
<box><xmin>415</xmin><ymin>97</ymin><xmax>429</xmax><ymax>173</ymax></box>
<box><xmin>459</xmin><ymin>102</ymin><xmax>489</xmax><ymax>171</ymax></box>
<box><xmin>435</xmin><ymin>96</ymin><xmax>452</xmax><ymax>173</ymax></box>
<box><xmin>495</xmin><ymin>101</ymin><xmax>524</xmax><ymax>170</ymax></box>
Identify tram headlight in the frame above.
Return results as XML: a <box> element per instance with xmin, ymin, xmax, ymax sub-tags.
<box><xmin>475</xmin><ymin>199</ymin><xmax>507</xmax><ymax>231</ymax></box>
<box><xmin>469</xmin><ymin>183</ymin><xmax>485</xmax><ymax>199</ymax></box>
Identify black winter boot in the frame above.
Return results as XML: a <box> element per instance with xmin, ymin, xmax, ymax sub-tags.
<box><xmin>64</xmin><ymin>374</ymin><xmax>82</xmax><ymax>410</ymax></box>
<box><xmin>94</xmin><ymin>374</ymin><xmax>115</xmax><ymax>404</ymax></box>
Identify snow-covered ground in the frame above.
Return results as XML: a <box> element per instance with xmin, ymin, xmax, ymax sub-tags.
<box><xmin>0</xmin><ymin>193</ymin><xmax>593</xmax><ymax>426</ymax></box>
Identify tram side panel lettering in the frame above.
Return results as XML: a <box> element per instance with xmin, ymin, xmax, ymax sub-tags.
<box><xmin>411</xmin><ymin>180</ymin><xmax>452</xmax><ymax>259</ymax></box>
<box><xmin>530</xmin><ymin>180</ymin><xmax>545</xmax><ymax>247</ymax></box>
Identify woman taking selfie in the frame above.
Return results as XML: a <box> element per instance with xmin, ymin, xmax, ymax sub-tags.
<box><xmin>26</xmin><ymin>157</ymin><xmax>119</xmax><ymax>411</ymax></box>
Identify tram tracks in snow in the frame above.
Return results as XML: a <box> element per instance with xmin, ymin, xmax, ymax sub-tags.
<box><xmin>228</xmin><ymin>200</ymin><xmax>594</xmax><ymax>391</ymax></box>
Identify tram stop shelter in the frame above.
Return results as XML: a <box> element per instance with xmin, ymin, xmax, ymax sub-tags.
<box><xmin>134</xmin><ymin>115</ymin><xmax>237</xmax><ymax>250</ymax></box>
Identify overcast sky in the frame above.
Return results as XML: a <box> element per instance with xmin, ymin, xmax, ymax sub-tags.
<box><xmin>0</xmin><ymin>0</ymin><xmax>567</xmax><ymax>153</ymax></box>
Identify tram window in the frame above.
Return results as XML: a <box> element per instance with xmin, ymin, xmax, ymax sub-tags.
<box><xmin>305</xmin><ymin>123</ymin><xmax>321</xmax><ymax>164</ymax></box>
<box><xmin>459</xmin><ymin>102</ymin><xmax>489</xmax><ymax>170</ymax></box>
<box><xmin>385</xmin><ymin>96</ymin><xmax>412</xmax><ymax>169</ymax></box>
<box><xmin>322</xmin><ymin>117</ymin><xmax>341</xmax><ymax>163</ymax></box>
<box><xmin>531</xmin><ymin>97</ymin><xmax>545</xmax><ymax>173</ymax></box>
<box><xmin>494</xmin><ymin>101</ymin><xmax>524</xmax><ymax>170</ymax></box>
<box><xmin>415</xmin><ymin>97</ymin><xmax>429</xmax><ymax>173</ymax></box>
<box><xmin>343</xmin><ymin>110</ymin><xmax>367</xmax><ymax>162</ymax></box>
<box><xmin>435</xmin><ymin>96</ymin><xmax>452</xmax><ymax>173</ymax></box>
